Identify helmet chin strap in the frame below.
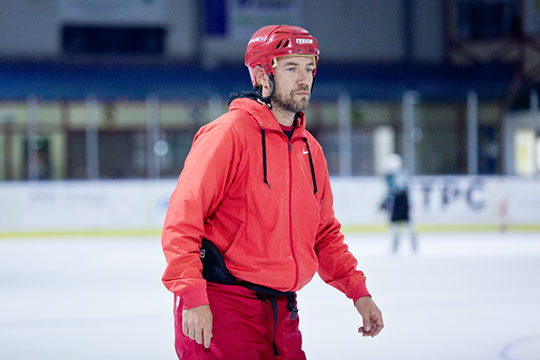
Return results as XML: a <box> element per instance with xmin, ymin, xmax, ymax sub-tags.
<box><xmin>255</xmin><ymin>74</ymin><xmax>276</xmax><ymax>109</ymax></box>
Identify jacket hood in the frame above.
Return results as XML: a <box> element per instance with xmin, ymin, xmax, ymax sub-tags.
<box><xmin>229</xmin><ymin>97</ymin><xmax>315</xmax><ymax>193</ymax></box>
<box><xmin>229</xmin><ymin>97</ymin><xmax>307</xmax><ymax>132</ymax></box>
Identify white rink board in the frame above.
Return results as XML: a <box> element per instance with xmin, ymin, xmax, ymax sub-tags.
<box><xmin>0</xmin><ymin>180</ymin><xmax>175</xmax><ymax>233</ymax></box>
<box><xmin>0</xmin><ymin>176</ymin><xmax>539</xmax><ymax>234</ymax></box>
<box><xmin>332</xmin><ymin>176</ymin><xmax>540</xmax><ymax>227</ymax></box>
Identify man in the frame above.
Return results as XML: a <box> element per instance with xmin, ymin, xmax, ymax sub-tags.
<box><xmin>162</xmin><ymin>25</ymin><xmax>383</xmax><ymax>359</ymax></box>
<box><xmin>381</xmin><ymin>153</ymin><xmax>418</xmax><ymax>253</ymax></box>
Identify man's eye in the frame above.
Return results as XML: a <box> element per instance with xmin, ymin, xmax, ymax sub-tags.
<box><xmin>306</xmin><ymin>68</ymin><xmax>314</xmax><ymax>73</ymax></box>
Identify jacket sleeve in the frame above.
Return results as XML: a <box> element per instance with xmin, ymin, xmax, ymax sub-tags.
<box><xmin>314</xmin><ymin>154</ymin><xmax>371</xmax><ymax>303</ymax></box>
<box><xmin>161</xmin><ymin>119</ymin><xmax>240</xmax><ymax>309</ymax></box>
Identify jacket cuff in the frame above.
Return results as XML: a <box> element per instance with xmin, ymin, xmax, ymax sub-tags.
<box><xmin>350</xmin><ymin>281</ymin><xmax>371</xmax><ymax>303</ymax></box>
<box><xmin>181</xmin><ymin>284</ymin><xmax>209</xmax><ymax>310</ymax></box>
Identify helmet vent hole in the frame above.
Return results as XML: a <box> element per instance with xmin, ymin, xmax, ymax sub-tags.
<box><xmin>283</xmin><ymin>39</ymin><xmax>290</xmax><ymax>48</ymax></box>
<box><xmin>276</xmin><ymin>40</ymin><xmax>283</xmax><ymax>49</ymax></box>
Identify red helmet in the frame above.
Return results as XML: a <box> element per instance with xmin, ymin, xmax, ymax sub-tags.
<box><xmin>245</xmin><ymin>25</ymin><xmax>320</xmax><ymax>88</ymax></box>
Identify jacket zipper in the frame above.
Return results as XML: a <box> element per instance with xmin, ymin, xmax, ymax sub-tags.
<box><xmin>288</xmin><ymin>139</ymin><xmax>299</xmax><ymax>289</ymax></box>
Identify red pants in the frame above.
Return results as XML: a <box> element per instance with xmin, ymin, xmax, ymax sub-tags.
<box><xmin>174</xmin><ymin>282</ymin><xmax>306</xmax><ymax>360</ymax></box>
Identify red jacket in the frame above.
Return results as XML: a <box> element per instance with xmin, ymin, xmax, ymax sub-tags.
<box><xmin>162</xmin><ymin>98</ymin><xmax>370</xmax><ymax>309</ymax></box>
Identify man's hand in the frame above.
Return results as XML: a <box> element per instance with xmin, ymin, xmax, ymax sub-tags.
<box><xmin>182</xmin><ymin>304</ymin><xmax>213</xmax><ymax>348</ymax></box>
<box><xmin>354</xmin><ymin>296</ymin><xmax>384</xmax><ymax>337</ymax></box>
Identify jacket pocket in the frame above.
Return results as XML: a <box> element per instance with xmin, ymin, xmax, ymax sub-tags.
<box><xmin>224</xmin><ymin>221</ymin><xmax>246</xmax><ymax>259</ymax></box>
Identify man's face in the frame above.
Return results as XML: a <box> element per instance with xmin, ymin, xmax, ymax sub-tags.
<box><xmin>270</xmin><ymin>55</ymin><xmax>315</xmax><ymax>113</ymax></box>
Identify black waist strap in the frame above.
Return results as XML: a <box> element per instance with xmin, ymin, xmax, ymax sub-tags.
<box><xmin>200</xmin><ymin>238</ymin><xmax>298</xmax><ymax>356</ymax></box>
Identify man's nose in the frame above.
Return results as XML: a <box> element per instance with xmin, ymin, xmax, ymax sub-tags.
<box><xmin>297</xmin><ymin>69</ymin><xmax>311</xmax><ymax>86</ymax></box>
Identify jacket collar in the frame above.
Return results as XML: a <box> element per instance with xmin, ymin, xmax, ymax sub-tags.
<box><xmin>229</xmin><ymin>98</ymin><xmax>307</xmax><ymax>133</ymax></box>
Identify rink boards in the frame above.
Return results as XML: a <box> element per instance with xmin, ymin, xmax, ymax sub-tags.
<box><xmin>0</xmin><ymin>176</ymin><xmax>539</xmax><ymax>236</ymax></box>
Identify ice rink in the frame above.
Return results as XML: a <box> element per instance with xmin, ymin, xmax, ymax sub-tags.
<box><xmin>1</xmin><ymin>231</ymin><xmax>540</xmax><ymax>360</ymax></box>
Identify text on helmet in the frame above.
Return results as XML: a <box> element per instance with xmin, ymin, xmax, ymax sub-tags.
<box><xmin>248</xmin><ymin>36</ymin><xmax>264</xmax><ymax>45</ymax></box>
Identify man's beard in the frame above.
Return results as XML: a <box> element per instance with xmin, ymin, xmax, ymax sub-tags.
<box><xmin>270</xmin><ymin>85</ymin><xmax>310</xmax><ymax>113</ymax></box>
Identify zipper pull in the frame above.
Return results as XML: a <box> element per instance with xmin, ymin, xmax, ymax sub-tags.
<box><xmin>288</xmin><ymin>142</ymin><xmax>292</xmax><ymax>152</ymax></box>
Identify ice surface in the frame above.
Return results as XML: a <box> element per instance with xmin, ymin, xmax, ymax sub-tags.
<box><xmin>1</xmin><ymin>232</ymin><xmax>539</xmax><ymax>359</ymax></box>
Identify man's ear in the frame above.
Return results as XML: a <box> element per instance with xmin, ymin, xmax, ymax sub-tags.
<box><xmin>253</xmin><ymin>66</ymin><xmax>269</xmax><ymax>90</ymax></box>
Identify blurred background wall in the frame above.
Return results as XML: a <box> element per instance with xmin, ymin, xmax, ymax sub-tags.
<box><xmin>0</xmin><ymin>0</ymin><xmax>539</xmax><ymax>233</ymax></box>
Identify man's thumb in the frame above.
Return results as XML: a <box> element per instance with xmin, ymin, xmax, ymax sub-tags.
<box><xmin>363</xmin><ymin>317</ymin><xmax>372</xmax><ymax>331</ymax></box>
